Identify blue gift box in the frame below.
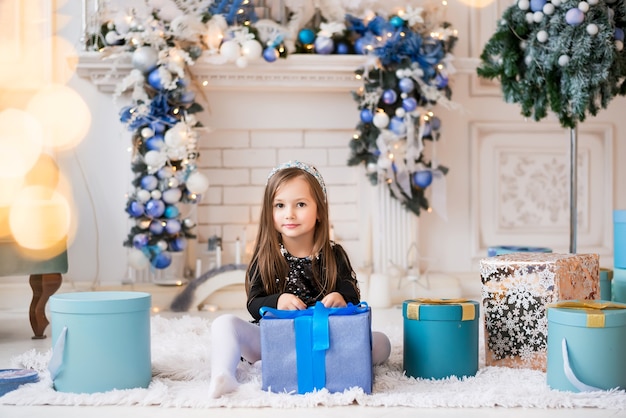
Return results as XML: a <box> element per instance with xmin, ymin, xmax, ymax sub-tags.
<box><xmin>613</xmin><ymin>268</ymin><xmax>626</xmax><ymax>303</ymax></box>
<box><xmin>402</xmin><ymin>299</ymin><xmax>479</xmax><ymax>380</ymax></box>
<box><xmin>0</xmin><ymin>369</ymin><xmax>39</xmax><ymax>397</ymax></box>
<box><xmin>600</xmin><ymin>268</ymin><xmax>613</xmax><ymax>301</ymax></box>
<box><xmin>260</xmin><ymin>302</ymin><xmax>372</xmax><ymax>394</ymax></box>
<box><xmin>615</xmin><ymin>210</ymin><xmax>626</xmax><ymax>268</ymax></box>
<box><xmin>547</xmin><ymin>300</ymin><xmax>626</xmax><ymax>392</ymax></box>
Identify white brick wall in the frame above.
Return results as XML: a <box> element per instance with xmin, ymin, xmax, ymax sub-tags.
<box><xmin>195</xmin><ymin>127</ymin><xmax>363</xmax><ymax>267</ymax></box>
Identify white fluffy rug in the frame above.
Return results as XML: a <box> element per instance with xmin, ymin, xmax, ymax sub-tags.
<box><xmin>1</xmin><ymin>315</ymin><xmax>625</xmax><ymax>409</ymax></box>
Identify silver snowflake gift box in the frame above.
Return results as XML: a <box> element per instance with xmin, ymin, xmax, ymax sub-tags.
<box><xmin>480</xmin><ymin>253</ymin><xmax>599</xmax><ymax>371</ymax></box>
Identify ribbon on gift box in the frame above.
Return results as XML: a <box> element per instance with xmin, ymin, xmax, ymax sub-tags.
<box><xmin>260</xmin><ymin>301</ymin><xmax>369</xmax><ymax>394</ymax></box>
<box><xmin>406</xmin><ymin>298</ymin><xmax>475</xmax><ymax>321</ymax></box>
<box><xmin>549</xmin><ymin>300</ymin><xmax>626</xmax><ymax>328</ymax></box>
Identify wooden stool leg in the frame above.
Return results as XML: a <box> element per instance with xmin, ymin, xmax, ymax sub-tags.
<box><xmin>29</xmin><ymin>273</ymin><xmax>62</xmax><ymax>339</ymax></box>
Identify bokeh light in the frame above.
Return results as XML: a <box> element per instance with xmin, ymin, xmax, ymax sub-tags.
<box><xmin>0</xmin><ymin>109</ymin><xmax>44</xmax><ymax>178</ymax></box>
<box><xmin>26</xmin><ymin>83</ymin><xmax>91</xmax><ymax>150</ymax></box>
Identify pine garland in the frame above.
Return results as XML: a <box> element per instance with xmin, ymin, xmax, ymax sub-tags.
<box><xmin>477</xmin><ymin>0</ymin><xmax>626</xmax><ymax>129</ymax></box>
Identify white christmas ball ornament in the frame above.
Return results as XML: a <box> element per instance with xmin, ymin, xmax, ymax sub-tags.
<box><xmin>558</xmin><ymin>54</ymin><xmax>570</xmax><ymax>66</ymax></box>
<box><xmin>186</xmin><ymin>171</ymin><xmax>210</xmax><ymax>194</ymax></box>
<box><xmin>141</xmin><ymin>127</ymin><xmax>155</xmax><ymax>138</ymax></box>
<box><xmin>157</xmin><ymin>240</ymin><xmax>168</xmax><ymax>251</ymax></box>
<box><xmin>518</xmin><ymin>0</ymin><xmax>530</xmax><ymax>10</ymax></box>
<box><xmin>533</xmin><ymin>11</ymin><xmax>544</xmax><ymax>22</ymax></box>
<box><xmin>525</xmin><ymin>55</ymin><xmax>533</xmax><ymax>65</ymax></box>
<box><xmin>525</xmin><ymin>12</ymin><xmax>535</xmax><ymax>24</ymax></box>
<box><xmin>151</xmin><ymin>189</ymin><xmax>162</xmax><ymax>200</ymax></box>
<box><xmin>616</xmin><ymin>40</ymin><xmax>624</xmax><ymax>51</ymax></box>
<box><xmin>164</xmin><ymin>128</ymin><xmax>184</xmax><ymax>147</ymax></box>
<box><xmin>241</xmin><ymin>39</ymin><xmax>263</xmax><ymax>60</ymax></box>
<box><xmin>372</xmin><ymin>112</ymin><xmax>390</xmax><ymax>129</ymax></box>
<box><xmin>136</xmin><ymin>189</ymin><xmax>151</xmax><ymax>203</ymax></box>
<box><xmin>162</xmin><ymin>187</ymin><xmax>182</xmax><ymax>204</ymax></box>
<box><xmin>543</xmin><ymin>3</ymin><xmax>555</xmax><ymax>14</ymax></box>
<box><xmin>132</xmin><ymin>46</ymin><xmax>159</xmax><ymax>73</ymax></box>
<box><xmin>552</xmin><ymin>0</ymin><xmax>561</xmax><ymax>5</ymax></box>
<box><xmin>578</xmin><ymin>1</ymin><xmax>589</xmax><ymax>12</ymax></box>
<box><xmin>129</xmin><ymin>248</ymin><xmax>150</xmax><ymax>270</ymax></box>
<box><xmin>366</xmin><ymin>162</ymin><xmax>378</xmax><ymax>173</ymax></box>
<box><xmin>395</xmin><ymin>107</ymin><xmax>406</xmax><ymax>118</ymax></box>
<box><xmin>520</xmin><ymin>40</ymin><xmax>528</xmax><ymax>50</ymax></box>
<box><xmin>144</xmin><ymin>150</ymin><xmax>167</xmax><ymax>169</ymax></box>
<box><xmin>536</xmin><ymin>30</ymin><xmax>548</xmax><ymax>43</ymax></box>
<box><xmin>588</xmin><ymin>0</ymin><xmax>598</xmax><ymax>4</ymax></box>
<box><xmin>105</xmin><ymin>31</ymin><xmax>121</xmax><ymax>45</ymax></box>
<box><xmin>219</xmin><ymin>40</ymin><xmax>241</xmax><ymax>62</ymax></box>
<box><xmin>586</xmin><ymin>23</ymin><xmax>599</xmax><ymax>36</ymax></box>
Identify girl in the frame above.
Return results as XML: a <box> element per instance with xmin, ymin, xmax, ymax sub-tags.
<box><xmin>208</xmin><ymin>161</ymin><xmax>391</xmax><ymax>398</ymax></box>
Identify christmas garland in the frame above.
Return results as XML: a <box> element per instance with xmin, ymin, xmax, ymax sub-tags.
<box><xmin>346</xmin><ymin>6</ymin><xmax>457</xmax><ymax>216</ymax></box>
<box><xmin>477</xmin><ymin>0</ymin><xmax>626</xmax><ymax>129</ymax></box>
<box><xmin>88</xmin><ymin>1</ymin><xmax>456</xmax><ymax>270</ymax></box>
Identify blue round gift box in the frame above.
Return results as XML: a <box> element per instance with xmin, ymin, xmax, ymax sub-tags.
<box><xmin>547</xmin><ymin>300</ymin><xmax>626</xmax><ymax>392</ymax></box>
<box><xmin>487</xmin><ymin>245</ymin><xmax>552</xmax><ymax>257</ymax></box>
<box><xmin>615</xmin><ymin>210</ymin><xmax>626</xmax><ymax>268</ymax></box>
<box><xmin>402</xmin><ymin>299</ymin><xmax>479</xmax><ymax>380</ymax></box>
<box><xmin>0</xmin><ymin>369</ymin><xmax>39</xmax><ymax>397</ymax></box>
<box><xmin>49</xmin><ymin>291</ymin><xmax>152</xmax><ymax>394</ymax></box>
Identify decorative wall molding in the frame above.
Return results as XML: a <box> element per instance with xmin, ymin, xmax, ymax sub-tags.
<box><xmin>470</xmin><ymin>121</ymin><xmax>614</xmax><ymax>261</ymax></box>
<box><xmin>76</xmin><ymin>52</ymin><xmax>479</xmax><ymax>94</ymax></box>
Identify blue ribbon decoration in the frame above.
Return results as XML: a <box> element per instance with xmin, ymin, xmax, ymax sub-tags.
<box><xmin>260</xmin><ymin>302</ymin><xmax>369</xmax><ymax>393</ymax></box>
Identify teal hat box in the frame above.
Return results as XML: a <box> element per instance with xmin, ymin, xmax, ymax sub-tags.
<box><xmin>600</xmin><ymin>268</ymin><xmax>613</xmax><ymax>301</ymax></box>
<box><xmin>615</xmin><ymin>210</ymin><xmax>626</xmax><ymax>268</ymax></box>
<box><xmin>49</xmin><ymin>291</ymin><xmax>152</xmax><ymax>393</ymax></box>
<box><xmin>547</xmin><ymin>300</ymin><xmax>626</xmax><ymax>392</ymax></box>
<box><xmin>403</xmin><ymin>299</ymin><xmax>479</xmax><ymax>380</ymax></box>
<box><xmin>613</xmin><ymin>268</ymin><xmax>626</xmax><ymax>303</ymax></box>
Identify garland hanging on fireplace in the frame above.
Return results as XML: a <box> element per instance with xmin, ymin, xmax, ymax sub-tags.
<box><xmin>88</xmin><ymin>0</ymin><xmax>456</xmax><ymax>270</ymax></box>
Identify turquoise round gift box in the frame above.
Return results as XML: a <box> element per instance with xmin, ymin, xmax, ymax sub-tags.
<box><xmin>402</xmin><ymin>299</ymin><xmax>479</xmax><ymax>380</ymax></box>
<box><xmin>547</xmin><ymin>300</ymin><xmax>626</xmax><ymax>392</ymax></box>
<box><xmin>49</xmin><ymin>291</ymin><xmax>152</xmax><ymax>394</ymax></box>
<box><xmin>615</xmin><ymin>210</ymin><xmax>626</xmax><ymax>268</ymax></box>
<box><xmin>487</xmin><ymin>245</ymin><xmax>552</xmax><ymax>257</ymax></box>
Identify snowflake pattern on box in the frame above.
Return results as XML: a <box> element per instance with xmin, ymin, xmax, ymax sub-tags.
<box><xmin>480</xmin><ymin>253</ymin><xmax>599</xmax><ymax>371</ymax></box>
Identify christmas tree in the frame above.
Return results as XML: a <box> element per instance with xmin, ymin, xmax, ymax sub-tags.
<box><xmin>477</xmin><ymin>0</ymin><xmax>626</xmax><ymax>129</ymax></box>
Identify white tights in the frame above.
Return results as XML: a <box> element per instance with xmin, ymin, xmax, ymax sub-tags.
<box><xmin>208</xmin><ymin>313</ymin><xmax>392</xmax><ymax>398</ymax></box>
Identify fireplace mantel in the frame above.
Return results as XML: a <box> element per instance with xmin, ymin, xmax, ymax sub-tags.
<box><xmin>76</xmin><ymin>52</ymin><xmax>478</xmax><ymax>94</ymax></box>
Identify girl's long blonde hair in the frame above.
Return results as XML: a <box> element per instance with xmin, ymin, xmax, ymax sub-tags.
<box><xmin>245</xmin><ymin>167</ymin><xmax>337</xmax><ymax>297</ymax></box>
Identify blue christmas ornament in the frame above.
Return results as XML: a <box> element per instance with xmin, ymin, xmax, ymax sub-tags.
<box><xmin>616</xmin><ymin>28</ymin><xmax>625</xmax><ymax>42</ymax></box>
<box><xmin>435</xmin><ymin>74</ymin><xmax>448</xmax><ymax>88</ymax></box>
<box><xmin>402</xmin><ymin>97</ymin><xmax>418</xmax><ymax>112</ymax></box>
<box><xmin>314</xmin><ymin>36</ymin><xmax>334</xmax><ymax>54</ymax></box>
<box><xmin>389</xmin><ymin>116</ymin><xmax>407</xmax><ymax>136</ymax></box>
<box><xmin>263</xmin><ymin>47</ymin><xmax>279</xmax><ymax>62</ymax></box>
<box><xmin>140</xmin><ymin>175</ymin><xmax>159</xmax><ymax>191</ymax></box>
<box><xmin>164</xmin><ymin>205</ymin><xmax>180</xmax><ymax>219</ymax></box>
<box><xmin>382</xmin><ymin>89</ymin><xmax>398</xmax><ymax>104</ymax></box>
<box><xmin>399</xmin><ymin>78</ymin><xmax>415</xmax><ymax>93</ymax></box>
<box><xmin>145</xmin><ymin>199</ymin><xmax>166</xmax><ymax>218</ymax></box>
<box><xmin>422</xmin><ymin>122</ymin><xmax>432</xmax><ymax>137</ymax></box>
<box><xmin>153</xmin><ymin>251</ymin><xmax>172</xmax><ymax>269</ymax></box>
<box><xmin>336</xmin><ymin>42</ymin><xmax>349</xmax><ymax>54</ymax></box>
<box><xmin>565</xmin><ymin>8</ymin><xmax>584</xmax><ymax>26</ymax></box>
<box><xmin>298</xmin><ymin>28</ymin><xmax>316</xmax><ymax>44</ymax></box>
<box><xmin>165</xmin><ymin>219</ymin><xmax>181</xmax><ymax>234</ymax></box>
<box><xmin>360</xmin><ymin>108</ymin><xmax>374</xmax><ymax>123</ymax></box>
<box><xmin>145</xmin><ymin>135</ymin><xmax>165</xmax><ymax>151</ymax></box>
<box><xmin>148</xmin><ymin>68</ymin><xmax>165</xmax><ymax>90</ymax></box>
<box><xmin>132</xmin><ymin>233</ymin><xmax>149</xmax><ymax>249</ymax></box>
<box><xmin>170</xmin><ymin>237</ymin><xmax>187</xmax><ymax>252</ymax></box>
<box><xmin>430</xmin><ymin>116</ymin><xmax>442</xmax><ymax>130</ymax></box>
<box><xmin>180</xmin><ymin>90</ymin><xmax>196</xmax><ymax>104</ymax></box>
<box><xmin>128</xmin><ymin>201</ymin><xmax>145</xmax><ymax>217</ymax></box>
<box><xmin>530</xmin><ymin>0</ymin><xmax>546</xmax><ymax>12</ymax></box>
<box><xmin>149</xmin><ymin>220</ymin><xmax>165</xmax><ymax>235</ymax></box>
<box><xmin>119</xmin><ymin>106</ymin><xmax>133</xmax><ymax>123</ymax></box>
<box><xmin>390</xmin><ymin>16</ymin><xmax>405</xmax><ymax>28</ymax></box>
<box><xmin>413</xmin><ymin>170</ymin><xmax>433</xmax><ymax>188</ymax></box>
<box><xmin>354</xmin><ymin>37</ymin><xmax>368</xmax><ymax>54</ymax></box>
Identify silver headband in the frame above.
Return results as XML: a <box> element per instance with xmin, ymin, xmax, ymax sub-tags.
<box><xmin>267</xmin><ymin>160</ymin><xmax>327</xmax><ymax>199</ymax></box>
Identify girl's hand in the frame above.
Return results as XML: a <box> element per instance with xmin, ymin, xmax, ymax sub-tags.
<box><xmin>321</xmin><ymin>292</ymin><xmax>347</xmax><ymax>308</ymax></box>
<box><xmin>277</xmin><ymin>293</ymin><xmax>307</xmax><ymax>310</ymax></box>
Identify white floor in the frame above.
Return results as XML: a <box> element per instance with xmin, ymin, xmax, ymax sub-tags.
<box><xmin>0</xmin><ymin>290</ymin><xmax>624</xmax><ymax>418</ymax></box>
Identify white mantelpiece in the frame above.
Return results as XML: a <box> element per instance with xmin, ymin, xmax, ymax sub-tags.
<box><xmin>76</xmin><ymin>52</ymin><xmax>478</xmax><ymax>93</ymax></box>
